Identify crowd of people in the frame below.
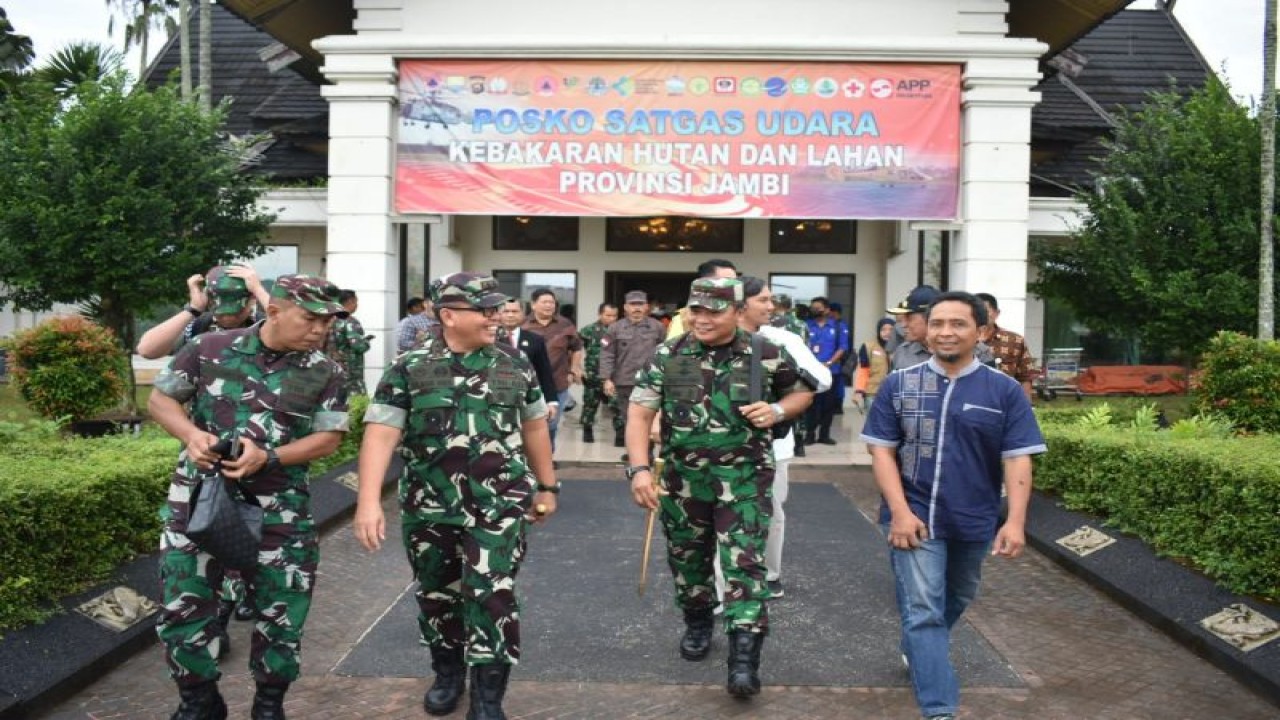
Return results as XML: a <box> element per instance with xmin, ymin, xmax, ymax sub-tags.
<box><xmin>138</xmin><ymin>261</ymin><xmax>1044</xmax><ymax>720</ymax></box>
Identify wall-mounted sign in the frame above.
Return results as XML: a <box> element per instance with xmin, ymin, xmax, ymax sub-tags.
<box><xmin>395</xmin><ymin>60</ymin><xmax>960</xmax><ymax>220</ymax></box>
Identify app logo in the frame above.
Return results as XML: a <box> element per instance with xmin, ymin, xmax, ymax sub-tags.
<box><xmin>444</xmin><ymin>75</ymin><xmax>467</xmax><ymax>94</ymax></box>
<box><xmin>814</xmin><ymin>77</ymin><xmax>839</xmax><ymax>98</ymax></box>
<box><xmin>870</xmin><ymin>78</ymin><xmax>894</xmax><ymax>98</ymax></box>
<box><xmin>536</xmin><ymin>76</ymin><xmax>558</xmax><ymax>96</ymax></box>
<box><xmin>562</xmin><ymin>76</ymin><xmax>581</xmax><ymax>90</ymax></box>
<box><xmin>511</xmin><ymin>80</ymin><xmax>531</xmax><ymax>96</ymax></box>
<box><xmin>688</xmin><ymin>77</ymin><xmax>711</xmax><ymax>95</ymax></box>
<box><xmin>764</xmin><ymin>76</ymin><xmax>788</xmax><ymax>98</ymax></box>
<box><xmin>423</xmin><ymin>75</ymin><xmax>443</xmax><ymax>92</ymax></box>
<box><xmin>612</xmin><ymin>76</ymin><xmax>635</xmax><ymax>96</ymax></box>
<box><xmin>487</xmin><ymin>77</ymin><xmax>509</xmax><ymax>94</ymax></box>
<box><xmin>842</xmin><ymin>78</ymin><xmax>865</xmax><ymax>98</ymax></box>
<box><xmin>714</xmin><ymin>77</ymin><xmax>737</xmax><ymax>94</ymax></box>
<box><xmin>740</xmin><ymin>77</ymin><xmax>762</xmax><ymax>97</ymax></box>
<box><xmin>790</xmin><ymin>76</ymin><xmax>811</xmax><ymax>95</ymax></box>
<box><xmin>469</xmin><ymin>75</ymin><xmax>486</xmax><ymax>94</ymax></box>
<box><xmin>587</xmin><ymin>76</ymin><xmax>609</xmax><ymax>96</ymax></box>
<box><xmin>666</xmin><ymin>76</ymin><xmax>686</xmax><ymax>95</ymax></box>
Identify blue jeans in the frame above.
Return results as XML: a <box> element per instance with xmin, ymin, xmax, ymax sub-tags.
<box><xmin>548</xmin><ymin>388</ymin><xmax>573</xmax><ymax>452</ymax></box>
<box><xmin>886</xmin><ymin>531</ymin><xmax>990</xmax><ymax>718</ymax></box>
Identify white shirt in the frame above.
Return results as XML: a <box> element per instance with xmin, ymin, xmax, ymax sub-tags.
<box><xmin>759</xmin><ymin>324</ymin><xmax>832</xmax><ymax>461</ymax></box>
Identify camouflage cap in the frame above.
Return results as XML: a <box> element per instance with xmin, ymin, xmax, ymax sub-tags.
<box><xmin>773</xmin><ymin>293</ymin><xmax>793</xmax><ymax>308</ymax></box>
<box><xmin>205</xmin><ymin>266</ymin><xmax>251</xmax><ymax>315</ymax></box>
<box><xmin>269</xmin><ymin>274</ymin><xmax>349</xmax><ymax>317</ymax></box>
<box><xmin>429</xmin><ymin>271</ymin><xmax>507</xmax><ymax>309</ymax></box>
<box><xmin>624</xmin><ymin>290</ymin><xmax>648</xmax><ymax>304</ymax></box>
<box><xmin>687</xmin><ymin>277</ymin><xmax>743</xmax><ymax>312</ymax></box>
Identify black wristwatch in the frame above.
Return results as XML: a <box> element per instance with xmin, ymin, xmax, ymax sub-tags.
<box><xmin>535</xmin><ymin>481</ymin><xmax>561</xmax><ymax>494</ymax></box>
<box><xmin>263</xmin><ymin>447</ymin><xmax>282</xmax><ymax>473</ymax></box>
<box><xmin>182</xmin><ymin>304</ymin><xmax>203</xmax><ymax>318</ymax></box>
<box><xmin>624</xmin><ymin>464</ymin><xmax>652</xmax><ymax>480</ymax></box>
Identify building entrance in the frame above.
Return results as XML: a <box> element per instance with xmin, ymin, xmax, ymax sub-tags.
<box><xmin>604</xmin><ymin>271</ymin><xmax>698</xmax><ymax>316</ymax></box>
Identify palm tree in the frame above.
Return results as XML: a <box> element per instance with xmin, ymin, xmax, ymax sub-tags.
<box><xmin>198</xmin><ymin>0</ymin><xmax>210</xmax><ymax>111</ymax></box>
<box><xmin>105</xmin><ymin>0</ymin><xmax>178</xmax><ymax>79</ymax></box>
<box><xmin>1261</xmin><ymin>0</ymin><xmax>1277</xmax><ymax>340</ymax></box>
<box><xmin>0</xmin><ymin>6</ymin><xmax>35</xmax><ymax>95</ymax></box>
<box><xmin>33</xmin><ymin>42</ymin><xmax>124</xmax><ymax>96</ymax></box>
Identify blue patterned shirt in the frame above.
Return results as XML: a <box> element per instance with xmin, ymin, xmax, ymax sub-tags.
<box><xmin>860</xmin><ymin>357</ymin><xmax>1046</xmax><ymax>541</ymax></box>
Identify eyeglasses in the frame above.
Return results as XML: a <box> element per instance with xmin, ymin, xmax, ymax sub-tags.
<box><xmin>441</xmin><ymin>305</ymin><xmax>501</xmax><ymax>317</ymax></box>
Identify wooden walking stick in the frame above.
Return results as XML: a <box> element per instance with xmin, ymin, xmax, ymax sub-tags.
<box><xmin>638</xmin><ymin>457</ymin><xmax>665</xmax><ymax>596</ymax></box>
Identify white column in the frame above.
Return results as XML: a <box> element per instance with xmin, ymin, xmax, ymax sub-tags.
<box><xmin>321</xmin><ymin>53</ymin><xmax>399</xmax><ymax>386</ymax></box>
<box><xmin>952</xmin><ymin>56</ymin><xmax>1043</xmax><ymax>334</ymax></box>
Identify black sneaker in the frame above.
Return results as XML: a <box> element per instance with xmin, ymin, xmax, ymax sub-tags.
<box><xmin>767</xmin><ymin>580</ymin><xmax>784</xmax><ymax>598</ymax></box>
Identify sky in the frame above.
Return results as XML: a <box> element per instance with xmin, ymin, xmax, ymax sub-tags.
<box><xmin>4</xmin><ymin>0</ymin><xmax>1274</xmax><ymax>103</ymax></box>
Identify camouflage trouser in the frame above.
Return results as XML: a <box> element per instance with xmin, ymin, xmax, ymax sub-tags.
<box><xmin>220</xmin><ymin>573</ymin><xmax>246</xmax><ymax>604</ymax></box>
<box><xmin>611</xmin><ymin>385</ymin><xmax>635</xmax><ymax>436</ymax></box>
<box><xmin>157</xmin><ymin>490</ymin><xmax>319</xmax><ymax>688</ymax></box>
<box><xmin>581</xmin><ymin>378</ymin><xmax>605</xmax><ymax>426</ymax></box>
<box><xmin>402</xmin><ymin>513</ymin><xmax>528</xmax><ymax>665</ymax></box>
<box><xmin>658</xmin><ymin>453</ymin><xmax>772</xmax><ymax>634</ymax></box>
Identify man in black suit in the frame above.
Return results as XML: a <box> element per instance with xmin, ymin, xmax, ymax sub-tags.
<box><xmin>499</xmin><ymin>297</ymin><xmax>559</xmax><ymax>425</ymax></box>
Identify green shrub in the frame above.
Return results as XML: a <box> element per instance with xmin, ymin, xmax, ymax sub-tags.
<box><xmin>310</xmin><ymin>393</ymin><xmax>368</xmax><ymax>476</ymax></box>
<box><xmin>0</xmin><ymin>430</ymin><xmax>178</xmax><ymax>633</ymax></box>
<box><xmin>1036</xmin><ymin>425</ymin><xmax>1280</xmax><ymax>599</ymax></box>
<box><xmin>1194</xmin><ymin>331</ymin><xmax>1280</xmax><ymax>433</ymax></box>
<box><xmin>4</xmin><ymin>316</ymin><xmax>128</xmax><ymax>423</ymax></box>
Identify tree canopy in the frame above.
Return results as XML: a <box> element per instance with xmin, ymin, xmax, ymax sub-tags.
<box><xmin>0</xmin><ymin>74</ymin><xmax>274</xmax><ymax>356</ymax></box>
<box><xmin>1032</xmin><ymin>80</ymin><xmax>1273</xmax><ymax>362</ymax></box>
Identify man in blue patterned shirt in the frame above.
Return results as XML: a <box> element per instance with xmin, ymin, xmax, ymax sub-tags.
<box><xmin>859</xmin><ymin>290</ymin><xmax>1046</xmax><ymax>720</ymax></box>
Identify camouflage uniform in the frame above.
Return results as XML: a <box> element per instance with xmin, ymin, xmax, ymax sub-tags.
<box><xmin>325</xmin><ymin>314</ymin><xmax>371</xmax><ymax>396</ymax></box>
<box><xmin>365</xmin><ymin>274</ymin><xmax>548</xmax><ymax>666</ymax></box>
<box><xmin>631</xmin><ymin>283</ymin><xmax>811</xmax><ymax>635</ymax></box>
<box><xmin>578</xmin><ymin>320</ymin><xmax>609</xmax><ymax>427</ymax></box>
<box><xmin>769</xmin><ymin>296</ymin><xmax>809</xmax><ymax>443</ymax></box>
<box><xmin>153</xmin><ymin>275</ymin><xmax>350</xmax><ymax>689</ymax></box>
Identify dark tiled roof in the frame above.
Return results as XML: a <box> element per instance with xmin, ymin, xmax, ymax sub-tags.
<box><xmin>1031</xmin><ymin>9</ymin><xmax>1212</xmax><ymax>197</ymax></box>
<box><xmin>143</xmin><ymin>4</ymin><xmax>327</xmax><ymax>180</ymax></box>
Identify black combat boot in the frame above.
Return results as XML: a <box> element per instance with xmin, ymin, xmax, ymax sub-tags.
<box><xmin>424</xmin><ymin>645</ymin><xmax>466</xmax><ymax>716</ymax></box>
<box><xmin>234</xmin><ymin>599</ymin><xmax>256</xmax><ymax>621</ymax></box>
<box><xmin>793</xmin><ymin>439</ymin><xmax>806</xmax><ymax>457</ymax></box>
<box><xmin>726</xmin><ymin>630</ymin><xmax>764</xmax><ymax>698</ymax></box>
<box><xmin>169</xmin><ymin>681</ymin><xmax>227</xmax><ymax>720</ymax></box>
<box><xmin>214</xmin><ymin>601</ymin><xmax>233</xmax><ymax>659</ymax></box>
<box><xmin>465</xmin><ymin>663</ymin><xmax>511</xmax><ymax>720</ymax></box>
<box><xmin>614</xmin><ymin>431</ymin><xmax>625</xmax><ymax>447</ymax></box>
<box><xmin>582</xmin><ymin>426</ymin><xmax>595</xmax><ymax>443</ymax></box>
<box><xmin>679</xmin><ymin>608</ymin><xmax>715</xmax><ymax>661</ymax></box>
<box><xmin>250</xmin><ymin>683</ymin><xmax>288</xmax><ymax>720</ymax></box>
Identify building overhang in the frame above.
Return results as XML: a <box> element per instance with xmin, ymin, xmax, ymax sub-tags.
<box><xmin>219</xmin><ymin>0</ymin><xmax>1133</xmax><ymax>80</ymax></box>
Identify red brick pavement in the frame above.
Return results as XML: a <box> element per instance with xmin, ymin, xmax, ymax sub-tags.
<box><xmin>37</xmin><ymin>467</ymin><xmax>1278</xmax><ymax>719</ymax></box>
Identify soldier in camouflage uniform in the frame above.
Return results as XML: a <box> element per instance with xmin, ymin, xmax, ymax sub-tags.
<box><xmin>769</xmin><ymin>293</ymin><xmax>810</xmax><ymax>344</ymax></box>
<box><xmin>353</xmin><ymin>272</ymin><xmax>558</xmax><ymax>720</ymax></box>
<box><xmin>324</xmin><ymin>289</ymin><xmax>372</xmax><ymax>396</ymax></box>
<box><xmin>627</xmin><ymin>277</ymin><xmax>816</xmax><ymax>698</ymax></box>
<box><xmin>148</xmin><ymin>275</ymin><xmax>351</xmax><ymax>720</ymax></box>
<box><xmin>577</xmin><ymin>302</ymin><xmax>618</xmax><ymax>443</ymax></box>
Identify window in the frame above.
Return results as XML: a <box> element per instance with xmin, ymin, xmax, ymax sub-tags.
<box><xmin>494</xmin><ymin>270</ymin><xmax>579</xmax><ymax>324</ymax></box>
<box><xmin>606</xmin><ymin>216</ymin><xmax>744</xmax><ymax>253</ymax></box>
<box><xmin>493</xmin><ymin>216</ymin><xmax>580</xmax><ymax>251</ymax></box>
<box><xmin>769</xmin><ymin>273</ymin><xmax>856</xmax><ymax>328</ymax></box>
<box><xmin>918</xmin><ymin>230</ymin><xmax>951</xmax><ymax>290</ymax></box>
<box><xmin>249</xmin><ymin>245</ymin><xmax>298</xmax><ymax>281</ymax></box>
<box><xmin>769</xmin><ymin>219</ymin><xmax>857</xmax><ymax>254</ymax></box>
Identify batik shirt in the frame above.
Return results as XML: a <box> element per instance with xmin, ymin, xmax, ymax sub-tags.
<box><xmin>860</xmin><ymin>357</ymin><xmax>1046</xmax><ymax>542</ymax></box>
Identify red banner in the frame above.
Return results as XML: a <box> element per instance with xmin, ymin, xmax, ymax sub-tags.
<box><xmin>395</xmin><ymin>60</ymin><xmax>960</xmax><ymax>219</ymax></box>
